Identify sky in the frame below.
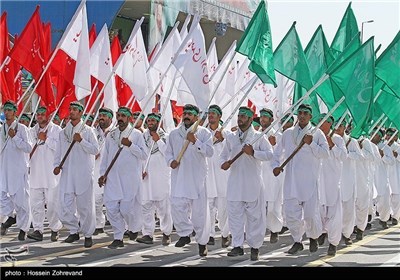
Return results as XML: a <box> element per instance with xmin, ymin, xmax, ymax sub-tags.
<box><xmin>266</xmin><ymin>0</ymin><xmax>400</xmax><ymax>56</ymax></box>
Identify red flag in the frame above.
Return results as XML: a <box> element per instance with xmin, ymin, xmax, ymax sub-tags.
<box><xmin>88</xmin><ymin>23</ymin><xmax>96</xmax><ymax>47</ymax></box>
<box><xmin>0</xmin><ymin>12</ymin><xmax>9</xmax><ymax>64</ymax></box>
<box><xmin>111</xmin><ymin>35</ymin><xmax>134</xmax><ymax>109</ymax></box>
<box><xmin>8</xmin><ymin>6</ymin><xmax>46</xmax><ymax>80</ymax></box>
<box><xmin>85</xmin><ymin>22</ymin><xmax>98</xmax><ymax>112</ymax></box>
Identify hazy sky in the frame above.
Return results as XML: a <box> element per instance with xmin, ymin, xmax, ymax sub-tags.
<box><xmin>266</xmin><ymin>0</ymin><xmax>400</xmax><ymax>56</ymax></box>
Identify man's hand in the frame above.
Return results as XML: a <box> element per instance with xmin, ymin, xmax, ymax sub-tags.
<box><xmin>326</xmin><ymin>135</ymin><xmax>334</xmax><ymax>150</ymax></box>
<box><xmin>95</xmin><ymin>153</ymin><xmax>100</xmax><ymax>160</ymax></box>
<box><xmin>273</xmin><ymin>167</ymin><xmax>283</xmax><ymax>177</ymax></box>
<box><xmin>150</xmin><ymin>131</ymin><xmax>160</xmax><ymax>142</ymax></box>
<box><xmin>268</xmin><ymin>135</ymin><xmax>276</xmax><ymax>146</ymax></box>
<box><xmin>214</xmin><ymin>130</ymin><xmax>224</xmax><ymax>142</ymax></box>
<box><xmin>142</xmin><ymin>171</ymin><xmax>147</xmax><ymax>179</ymax></box>
<box><xmin>170</xmin><ymin>160</ymin><xmax>180</xmax><ymax>169</ymax></box>
<box><xmin>121</xmin><ymin>137</ymin><xmax>132</xmax><ymax>147</ymax></box>
<box><xmin>73</xmin><ymin>133</ymin><xmax>82</xmax><ymax>142</ymax></box>
<box><xmin>303</xmin><ymin>134</ymin><xmax>313</xmax><ymax>145</ymax></box>
<box><xmin>53</xmin><ymin>166</ymin><xmax>61</xmax><ymax>175</ymax></box>
<box><xmin>38</xmin><ymin>132</ymin><xmax>47</xmax><ymax>141</ymax></box>
<box><xmin>98</xmin><ymin>176</ymin><xmax>106</xmax><ymax>187</ymax></box>
<box><xmin>242</xmin><ymin>144</ymin><xmax>254</xmax><ymax>156</ymax></box>
<box><xmin>394</xmin><ymin>151</ymin><xmax>398</xmax><ymax>158</ymax></box>
<box><xmin>379</xmin><ymin>149</ymin><xmax>384</xmax><ymax>157</ymax></box>
<box><xmin>187</xmin><ymin>132</ymin><xmax>197</xmax><ymax>144</ymax></box>
<box><xmin>8</xmin><ymin>128</ymin><xmax>16</xmax><ymax>138</ymax></box>
<box><xmin>221</xmin><ymin>160</ymin><xmax>231</xmax><ymax>170</ymax></box>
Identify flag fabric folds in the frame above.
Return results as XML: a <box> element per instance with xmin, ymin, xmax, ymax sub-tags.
<box><xmin>236</xmin><ymin>0</ymin><xmax>276</xmax><ymax>87</ymax></box>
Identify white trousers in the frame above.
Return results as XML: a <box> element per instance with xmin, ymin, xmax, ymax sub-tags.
<box><xmin>141</xmin><ymin>198</ymin><xmax>173</xmax><ymax>236</ymax></box>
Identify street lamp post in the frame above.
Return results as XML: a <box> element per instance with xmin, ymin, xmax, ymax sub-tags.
<box><xmin>361</xmin><ymin>20</ymin><xmax>374</xmax><ymax>43</ymax></box>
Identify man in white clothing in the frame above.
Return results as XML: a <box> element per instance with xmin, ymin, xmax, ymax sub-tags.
<box><xmin>92</xmin><ymin>107</ymin><xmax>114</xmax><ymax>235</ymax></box>
<box><xmin>272</xmin><ymin>104</ymin><xmax>329</xmax><ymax>255</ymax></box>
<box><xmin>205</xmin><ymin>105</ymin><xmax>231</xmax><ymax>248</ymax></box>
<box><xmin>98</xmin><ymin>107</ymin><xmax>148</xmax><ymax>249</ymax></box>
<box><xmin>317</xmin><ymin>114</ymin><xmax>347</xmax><ymax>256</ymax></box>
<box><xmin>386</xmin><ymin>128</ymin><xmax>400</xmax><ymax>225</ymax></box>
<box><xmin>335</xmin><ymin>120</ymin><xmax>363</xmax><ymax>245</ymax></box>
<box><xmin>137</xmin><ymin>112</ymin><xmax>172</xmax><ymax>246</ymax></box>
<box><xmin>221</xmin><ymin>106</ymin><xmax>273</xmax><ymax>261</ymax></box>
<box><xmin>53</xmin><ymin>101</ymin><xmax>99</xmax><ymax>248</ymax></box>
<box><xmin>259</xmin><ymin>108</ymin><xmax>284</xmax><ymax>244</ymax></box>
<box><xmin>165</xmin><ymin>104</ymin><xmax>213</xmax><ymax>257</ymax></box>
<box><xmin>372</xmin><ymin>128</ymin><xmax>395</xmax><ymax>229</ymax></box>
<box><xmin>0</xmin><ymin>101</ymin><xmax>33</xmax><ymax>240</ymax></box>
<box><xmin>28</xmin><ymin>106</ymin><xmax>63</xmax><ymax>242</ymax></box>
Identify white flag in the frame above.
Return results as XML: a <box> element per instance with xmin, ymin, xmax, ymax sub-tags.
<box><xmin>172</xmin><ymin>19</ymin><xmax>210</xmax><ymax>111</ymax></box>
<box><xmin>90</xmin><ymin>24</ymin><xmax>118</xmax><ymax>112</ymax></box>
<box><xmin>115</xmin><ymin>17</ymin><xmax>149</xmax><ymax>101</ymax></box>
<box><xmin>57</xmin><ymin>0</ymin><xmax>91</xmax><ymax>100</ymax></box>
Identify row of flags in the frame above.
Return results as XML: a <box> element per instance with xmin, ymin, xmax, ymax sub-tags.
<box><xmin>0</xmin><ymin>0</ymin><xmax>399</xmax><ymax>139</ymax></box>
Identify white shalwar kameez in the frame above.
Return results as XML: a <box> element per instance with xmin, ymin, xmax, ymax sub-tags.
<box><xmin>165</xmin><ymin>124</ymin><xmax>213</xmax><ymax>246</ymax></box>
<box><xmin>205</xmin><ymin>126</ymin><xmax>230</xmax><ymax>240</ymax></box>
<box><xmin>29</xmin><ymin>122</ymin><xmax>63</xmax><ymax>233</ymax></box>
<box><xmin>93</xmin><ymin>125</ymin><xmax>109</xmax><ymax>230</ymax></box>
<box><xmin>318</xmin><ymin>134</ymin><xmax>347</xmax><ymax>246</ymax></box>
<box><xmin>272</xmin><ymin>123</ymin><xmax>329</xmax><ymax>243</ymax></box>
<box><xmin>391</xmin><ymin>141</ymin><xmax>400</xmax><ymax>221</ymax></box>
<box><xmin>340</xmin><ymin>135</ymin><xmax>363</xmax><ymax>239</ymax></box>
<box><xmin>0</xmin><ymin>121</ymin><xmax>33</xmax><ymax>232</ymax></box>
<box><xmin>141</xmin><ymin>129</ymin><xmax>172</xmax><ymax>237</ymax></box>
<box><xmin>100</xmin><ymin>125</ymin><xmax>147</xmax><ymax>240</ymax></box>
<box><xmin>355</xmin><ymin>138</ymin><xmax>379</xmax><ymax>231</ymax></box>
<box><xmin>375</xmin><ymin>141</ymin><xmax>395</xmax><ymax>223</ymax></box>
<box><xmin>220</xmin><ymin>126</ymin><xmax>273</xmax><ymax>249</ymax></box>
<box><xmin>54</xmin><ymin>121</ymin><xmax>99</xmax><ymax>237</ymax></box>
<box><xmin>262</xmin><ymin>128</ymin><xmax>284</xmax><ymax>234</ymax></box>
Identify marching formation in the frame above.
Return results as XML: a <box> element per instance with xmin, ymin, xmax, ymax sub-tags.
<box><xmin>1</xmin><ymin>99</ymin><xmax>399</xmax><ymax>263</ymax></box>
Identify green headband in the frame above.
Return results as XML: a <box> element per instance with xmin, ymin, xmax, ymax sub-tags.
<box><xmin>3</xmin><ymin>103</ymin><xmax>17</xmax><ymax>112</ymax></box>
<box><xmin>70</xmin><ymin>103</ymin><xmax>84</xmax><ymax>112</ymax></box>
<box><xmin>99</xmin><ymin>111</ymin><xmax>113</xmax><ymax>119</ymax></box>
<box><xmin>281</xmin><ymin>116</ymin><xmax>294</xmax><ymax>123</ymax></box>
<box><xmin>298</xmin><ymin>107</ymin><xmax>312</xmax><ymax>114</ymax></box>
<box><xmin>54</xmin><ymin>115</ymin><xmax>61</xmax><ymax>122</ymax></box>
<box><xmin>118</xmin><ymin>108</ymin><xmax>132</xmax><ymax>117</ymax></box>
<box><xmin>183</xmin><ymin>109</ymin><xmax>198</xmax><ymax>116</ymax></box>
<box><xmin>238</xmin><ymin>108</ymin><xmax>254</xmax><ymax>117</ymax></box>
<box><xmin>83</xmin><ymin>115</ymin><xmax>94</xmax><ymax>122</ymax></box>
<box><xmin>36</xmin><ymin>107</ymin><xmax>47</xmax><ymax>114</ymax></box>
<box><xmin>252</xmin><ymin>121</ymin><xmax>260</xmax><ymax>127</ymax></box>
<box><xmin>147</xmin><ymin>114</ymin><xmax>161</xmax><ymax>122</ymax></box>
<box><xmin>208</xmin><ymin>108</ymin><xmax>221</xmax><ymax>116</ymax></box>
<box><xmin>20</xmin><ymin>114</ymin><xmax>31</xmax><ymax>122</ymax></box>
<box><xmin>133</xmin><ymin>113</ymin><xmax>145</xmax><ymax>120</ymax></box>
<box><xmin>260</xmin><ymin>111</ymin><xmax>273</xmax><ymax>118</ymax></box>
<box><xmin>376</xmin><ymin>130</ymin><xmax>384</xmax><ymax>138</ymax></box>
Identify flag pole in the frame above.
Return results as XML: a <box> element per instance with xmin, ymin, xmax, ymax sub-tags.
<box><xmin>274</xmin><ymin>95</ymin><xmax>345</xmax><ymax>175</ymax></box>
<box><xmin>223</xmin><ymin>74</ymin><xmax>331</xmax><ymax>168</ymax></box>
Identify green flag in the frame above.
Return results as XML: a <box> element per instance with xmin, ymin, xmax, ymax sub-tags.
<box><xmin>236</xmin><ymin>0</ymin><xmax>276</xmax><ymax>87</ymax></box>
<box><xmin>274</xmin><ymin>22</ymin><xmax>313</xmax><ymax>91</ymax></box>
<box><xmin>273</xmin><ymin>22</ymin><xmax>319</xmax><ymax>121</ymax></box>
<box><xmin>328</xmin><ymin>37</ymin><xmax>375</xmax><ymax>139</ymax></box>
<box><xmin>375</xmin><ymin>31</ymin><xmax>400</xmax><ymax>97</ymax></box>
<box><xmin>376</xmin><ymin>90</ymin><xmax>400</xmax><ymax>131</ymax></box>
<box><xmin>330</xmin><ymin>2</ymin><xmax>359</xmax><ymax>58</ymax></box>
<box><xmin>304</xmin><ymin>25</ymin><xmax>338</xmax><ymax>118</ymax></box>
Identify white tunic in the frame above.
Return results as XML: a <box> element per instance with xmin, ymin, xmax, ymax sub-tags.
<box><xmin>142</xmin><ymin>129</ymin><xmax>170</xmax><ymax>201</ymax></box>
<box><xmin>272</xmin><ymin>123</ymin><xmax>329</xmax><ymax>202</ymax></box>
<box><xmin>220</xmin><ymin>125</ymin><xmax>273</xmax><ymax>202</ymax></box>
<box><xmin>318</xmin><ymin>133</ymin><xmax>347</xmax><ymax>206</ymax></box>
<box><xmin>100</xmin><ymin>125</ymin><xmax>147</xmax><ymax>202</ymax></box>
<box><xmin>391</xmin><ymin>142</ymin><xmax>400</xmax><ymax>194</ymax></box>
<box><xmin>0</xmin><ymin>122</ymin><xmax>33</xmax><ymax>195</ymax></box>
<box><xmin>374</xmin><ymin>141</ymin><xmax>395</xmax><ymax>196</ymax></box>
<box><xmin>30</xmin><ymin>122</ymin><xmax>61</xmax><ymax>189</ymax></box>
<box><xmin>205</xmin><ymin>126</ymin><xmax>230</xmax><ymax>199</ymax></box>
<box><xmin>340</xmin><ymin>135</ymin><xmax>363</xmax><ymax>202</ymax></box>
<box><xmin>54</xmin><ymin>121</ymin><xmax>99</xmax><ymax>195</ymax></box>
<box><xmin>93</xmin><ymin>125</ymin><xmax>110</xmax><ymax>195</ymax></box>
<box><xmin>165</xmin><ymin>124</ymin><xmax>214</xmax><ymax>200</ymax></box>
